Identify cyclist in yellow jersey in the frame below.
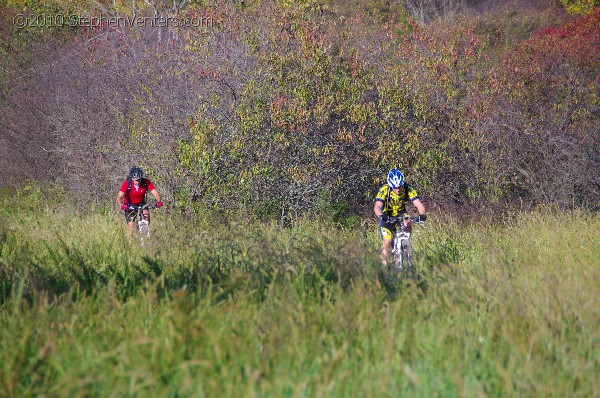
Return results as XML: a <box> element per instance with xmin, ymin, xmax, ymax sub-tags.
<box><xmin>374</xmin><ymin>169</ymin><xmax>427</xmax><ymax>265</ymax></box>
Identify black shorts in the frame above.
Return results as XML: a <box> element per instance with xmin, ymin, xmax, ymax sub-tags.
<box><xmin>379</xmin><ymin>213</ymin><xmax>408</xmax><ymax>239</ymax></box>
<box><xmin>123</xmin><ymin>204</ymin><xmax>150</xmax><ymax>223</ymax></box>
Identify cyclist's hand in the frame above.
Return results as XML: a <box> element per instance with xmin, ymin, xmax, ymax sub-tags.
<box><xmin>120</xmin><ymin>204</ymin><xmax>127</xmax><ymax>210</ymax></box>
<box><xmin>417</xmin><ymin>214</ymin><xmax>427</xmax><ymax>223</ymax></box>
<box><xmin>156</xmin><ymin>201</ymin><xmax>164</xmax><ymax>208</ymax></box>
<box><xmin>379</xmin><ymin>213</ymin><xmax>389</xmax><ymax>223</ymax></box>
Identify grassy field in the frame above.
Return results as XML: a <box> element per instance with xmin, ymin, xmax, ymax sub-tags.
<box><xmin>1</xmin><ymin>187</ymin><xmax>599</xmax><ymax>397</ymax></box>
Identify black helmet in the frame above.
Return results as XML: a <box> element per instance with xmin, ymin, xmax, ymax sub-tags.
<box><xmin>129</xmin><ymin>166</ymin><xmax>144</xmax><ymax>180</ymax></box>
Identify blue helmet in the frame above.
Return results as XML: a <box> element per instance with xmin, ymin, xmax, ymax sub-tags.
<box><xmin>386</xmin><ymin>169</ymin><xmax>404</xmax><ymax>188</ymax></box>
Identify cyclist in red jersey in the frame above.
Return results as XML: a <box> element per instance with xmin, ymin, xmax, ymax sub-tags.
<box><xmin>116</xmin><ymin>166</ymin><xmax>163</xmax><ymax>237</ymax></box>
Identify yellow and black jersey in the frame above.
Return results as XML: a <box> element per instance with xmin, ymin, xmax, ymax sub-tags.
<box><xmin>375</xmin><ymin>183</ymin><xmax>420</xmax><ymax>217</ymax></box>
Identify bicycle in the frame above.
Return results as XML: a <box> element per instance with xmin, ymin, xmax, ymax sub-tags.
<box><xmin>387</xmin><ymin>214</ymin><xmax>423</xmax><ymax>277</ymax></box>
<box><xmin>126</xmin><ymin>203</ymin><xmax>159</xmax><ymax>246</ymax></box>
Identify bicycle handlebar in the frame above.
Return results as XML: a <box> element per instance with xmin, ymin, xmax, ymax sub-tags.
<box><xmin>387</xmin><ymin>216</ymin><xmax>422</xmax><ymax>224</ymax></box>
<box><xmin>126</xmin><ymin>203</ymin><xmax>159</xmax><ymax>211</ymax></box>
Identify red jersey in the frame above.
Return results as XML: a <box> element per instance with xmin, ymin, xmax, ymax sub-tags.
<box><xmin>119</xmin><ymin>178</ymin><xmax>156</xmax><ymax>205</ymax></box>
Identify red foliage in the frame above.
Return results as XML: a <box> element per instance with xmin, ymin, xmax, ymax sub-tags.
<box><xmin>525</xmin><ymin>8</ymin><xmax>600</xmax><ymax>69</ymax></box>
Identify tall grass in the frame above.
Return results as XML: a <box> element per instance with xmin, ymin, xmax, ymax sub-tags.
<box><xmin>1</xmin><ymin>187</ymin><xmax>598</xmax><ymax>397</ymax></box>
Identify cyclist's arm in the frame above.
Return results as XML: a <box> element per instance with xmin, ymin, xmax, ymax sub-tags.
<box><xmin>412</xmin><ymin>198</ymin><xmax>426</xmax><ymax>216</ymax></box>
<box><xmin>149</xmin><ymin>189</ymin><xmax>161</xmax><ymax>203</ymax></box>
<box><xmin>117</xmin><ymin>190</ymin><xmax>126</xmax><ymax>207</ymax></box>
<box><xmin>374</xmin><ymin>201</ymin><xmax>384</xmax><ymax>217</ymax></box>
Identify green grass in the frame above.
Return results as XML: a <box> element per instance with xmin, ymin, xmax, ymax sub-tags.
<box><xmin>1</xmin><ymin>188</ymin><xmax>599</xmax><ymax>397</ymax></box>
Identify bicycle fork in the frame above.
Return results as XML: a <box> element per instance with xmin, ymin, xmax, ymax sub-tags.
<box><xmin>393</xmin><ymin>231</ymin><xmax>411</xmax><ymax>270</ymax></box>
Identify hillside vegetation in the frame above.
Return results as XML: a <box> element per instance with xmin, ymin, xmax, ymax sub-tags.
<box><xmin>0</xmin><ymin>0</ymin><xmax>598</xmax><ymax>218</ymax></box>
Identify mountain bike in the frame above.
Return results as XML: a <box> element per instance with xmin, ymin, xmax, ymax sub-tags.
<box><xmin>126</xmin><ymin>203</ymin><xmax>159</xmax><ymax>246</ymax></box>
<box><xmin>387</xmin><ymin>215</ymin><xmax>423</xmax><ymax>278</ymax></box>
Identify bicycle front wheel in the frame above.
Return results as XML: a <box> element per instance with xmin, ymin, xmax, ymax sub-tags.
<box><xmin>138</xmin><ymin>220</ymin><xmax>150</xmax><ymax>246</ymax></box>
<box><xmin>390</xmin><ymin>237</ymin><xmax>403</xmax><ymax>272</ymax></box>
<box><xmin>400</xmin><ymin>240</ymin><xmax>416</xmax><ymax>278</ymax></box>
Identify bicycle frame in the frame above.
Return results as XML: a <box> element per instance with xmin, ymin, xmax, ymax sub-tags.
<box><xmin>388</xmin><ymin>215</ymin><xmax>420</xmax><ymax>273</ymax></box>
<box><xmin>126</xmin><ymin>203</ymin><xmax>158</xmax><ymax>245</ymax></box>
